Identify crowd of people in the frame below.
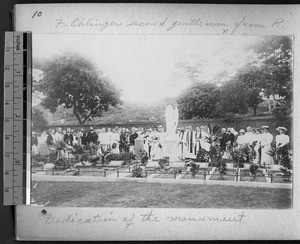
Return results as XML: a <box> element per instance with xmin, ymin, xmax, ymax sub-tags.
<box><xmin>32</xmin><ymin>124</ymin><xmax>290</xmax><ymax>166</ymax></box>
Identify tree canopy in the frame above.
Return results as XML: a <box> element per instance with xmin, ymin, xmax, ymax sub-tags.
<box><xmin>177</xmin><ymin>83</ymin><xmax>220</xmax><ymax>119</ymax></box>
<box><xmin>36</xmin><ymin>54</ymin><xmax>121</xmax><ymax>125</ymax></box>
<box><xmin>177</xmin><ymin>36</ymin><xmax>293</xmax><ymax>124</ymax></box>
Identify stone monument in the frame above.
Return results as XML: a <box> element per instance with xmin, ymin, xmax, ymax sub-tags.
<box><xmin>163</xmin><ymin>105</ymin><xmax>179</xmax><ymax>161</ymax></box>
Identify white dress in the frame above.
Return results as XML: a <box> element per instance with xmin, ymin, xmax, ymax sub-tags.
<box><xmin>151</xmin><ymin>132</ymin><xmax>163</xmax><ymax>160</ymax></box>
<box><xmin>275</xmin><ymin>134</ymin><xmax>290</xmax><ymax>148</ymax></box>
<box><xmin>200</xmin><ymin>131</ymin><xmax>210</xmax><ymax>152</ymax></box>
<box><xmin>260</xmin><ymin>132</ymin><xmax>274</xmax><ymax>166</ymax></box>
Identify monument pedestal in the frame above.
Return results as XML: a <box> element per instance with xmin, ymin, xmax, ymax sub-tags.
<box><xmin>163</xmin><ymin>139</ymin><xmax>179</xmax><ymax>161</ymax></box>
<box><xmin>134</xmin><ymin>137</ymin><xmax>144</xmax><ymax>160</ymax></box>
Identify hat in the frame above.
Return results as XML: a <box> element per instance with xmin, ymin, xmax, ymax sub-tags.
<box><xmin>261</xmin><ymin>126</ymin><xmax>269</xmax><ymax>129</ymax></box>
<box><xmin>276</xmin><ymin>126</ymin><xmax>287</xmax><ymax>132</ymax></box>
<box><xmin>90</xmin><ymin>127</ymin><xmax>93</xmax><ymax>130</ymax></box>
<box><xmin>239</xmin><ymin>129</ymin><xmax>245</xmax><ymax>133</ymax></box>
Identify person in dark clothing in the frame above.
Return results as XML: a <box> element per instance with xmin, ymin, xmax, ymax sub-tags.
<box><xmin>86</xmin><ymin>127</ymin><xmax>98</xmax><ymax>144</ymax></box>
<box><xmin>63</xmin><ymin>128</ymin><xmax>74</xmax><ymax>146</ymax></box>
<box><xmin>227</xmin><ymin>127</ymin><xmax>235</xmax><ymax>146</ymax></box>
<box><xmin>219</xmin><ymin>128</ymin><xmax>228</xmax><ymax>151</ymax></box>
<box><xmin>129</xmin><ymin>127</ymin><xmax>138</xmax><ymax>146</ymax></box>
<box><xmin>46</xmin><ymin>129</ymin><xmax>55</xmax><ymax>146</ymax></box>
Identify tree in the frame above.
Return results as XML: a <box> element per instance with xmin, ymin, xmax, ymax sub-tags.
<box><xmin>32</xmin><ymin>107</ymin><xmax>48</xmax><ymax>132</ymax></box>
<box><xmin>36</xmin><ymin>54</ymin><xmax>121</xmax><ymax>125</ymax></box>
<box><xmin>214</xmin><ymin>78</ymin><xmax>249</xmax><ymax>121</ymax></box>
<box><xmin>247</xmin><ymin>36</ymin><xmax>293</xmax><ymax>127</ymax></box>
<box><xmin>234</xmin><ymin>66</ymin><xmax>264</xmax><ymax>116</ymax></box>
<box><xmin>177</xmin><ymin>83</ymin><xmax>220</xmax><ymax>119</ymax></box>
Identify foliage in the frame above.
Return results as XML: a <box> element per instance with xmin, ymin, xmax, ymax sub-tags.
<box><xmin>234</xmin><ymin>66</ymin><xmax>264</xmax><ymax>116</ymax></box>
<box><xmin>266</xmin><ymin>147</ymin><xmax>292</xmax><ymax>169</ymax></box>
<box><xmin>131</xmin><ymin>165</ymin><xmax>146</xmax><ymax>178</ymax></box>
<box><xmin>158</xmin><ymin>157</ymin><xmax>169</xmax><ymax>170</ymax></box>
<box><xmin>203</xmin><ymin>124</ymin><xmax>222</xmax><ymax>146</ymax></box>
<box><xmin>54</xmin><ymin>158</ymin><xmax>77</xmax><ymax>169</ymax></box>
<box><xmin>230</xmin><ymin>145</ymin><xmax>256</xmax><ymax>167</ymax></box>
<box><xmin>214</xmin><ymin>78</ymin><xmax>249</xmax><ymax>120</ymax></box>
<box><xmin>217</xmin><ymin>161</ymin><xmax>227</xmax><ymax>178</ymax></box>
<box><xmin>36</xmin><ymin>54</ymin><xmax>121</xmax><ymax>125</ymax></box>
<box><xmin>249</xmin><ymin>164</ymin><xmax>260</xmax><ymax>180</ymax></box>
<box><xmin>139</xmin><ymin>150</ymin><xmax>149</xmax><ymax>165</ymax></box>
<box><xmin>272</xmin><ymin>101</ymin><xmax>292</xmax><ymax>129</ymax></box>
<box><xmin>207</xmin><ymin>143</ymin><xmax>222</xmax><ymax>164</ymax></box>
<box><xmin>195</xmin><ymin>148</ymin><xmax>210</xmax><ymax>162</ymax></box>
<box><xmin>190</xmin><ymin>162</ymin><xmax>200</xmax><ymax>176</ymax></box>
<box><xmin>177</xmin><ymin>82</ymin><xmax>220</xmax><ymax>119</ymax></box>
<box><xmin>32</xmin><ymin>107</ymin><xmax>48</xmax><ymax>132</ymax></box>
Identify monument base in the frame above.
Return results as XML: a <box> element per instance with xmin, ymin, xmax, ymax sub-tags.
<box><xmin>163</xmin><ymin>139</ymin><xmax>179</xmax><ymax>161</ymax></box>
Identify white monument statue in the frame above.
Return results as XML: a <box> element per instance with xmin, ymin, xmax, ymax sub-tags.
<box><xmin>164</xmin><ymin>105</ymin><xmax>179</xmax><ymax>161</ymax></box>
<box><xmin>165</xmin><ymin>105</ymin><xmax>179</xmax><ymax>138</ymax></box>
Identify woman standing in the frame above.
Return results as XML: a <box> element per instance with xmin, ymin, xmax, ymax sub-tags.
<box><xmin>260</xmin><ymin>126</ymin><xmax>274</xmax><ymax>167</ymax></box>
<box><xmin>151</xmin><ymin>126</ymin><xmax>163</xmax><ymax>160</ymax></box>
<box><xmin>275</xmin><ymin>127</ymin><xmax>290</xmax><ymax>166</ymax></box>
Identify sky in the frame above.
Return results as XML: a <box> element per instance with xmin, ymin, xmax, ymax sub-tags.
<box><xmin>33</xmin><ymin>34</ymin><xmax>262</xmax><ymax>104</ymax></box>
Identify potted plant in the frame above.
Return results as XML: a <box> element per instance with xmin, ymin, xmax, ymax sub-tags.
<box><xmin>190</xmin><ymin>162</ymin><xmax>200</xmax><ymax>178</ymax></box>
<box><xmin>230</xmin><ymin>145</ymin><xmax>255</xmax><ymax>169</ymax></box>
<box><xmin>158</xmin><ymin>156</ymin><xmax>169</xmax><ymax>172</ymax></box>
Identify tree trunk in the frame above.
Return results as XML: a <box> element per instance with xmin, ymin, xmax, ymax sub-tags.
<box><xmin>82</xmin><ymin>104</ymin><xmax>101</xmax><ymax>125</ymax></box>
<box><xmin>253</xmin><ymin>106</ymin><xmax>257</xmax><ymax>117</ymax></box>
<box><xmin>73</xmin><ymin>109</ymin><xmax>82</xmax><ymax>125</ymax></box>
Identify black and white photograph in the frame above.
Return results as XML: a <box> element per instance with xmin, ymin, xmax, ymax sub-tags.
<box><xmin>30</xmin><ymin>33</ymin><xmax>293</xmax><ymax>209</ymax></box>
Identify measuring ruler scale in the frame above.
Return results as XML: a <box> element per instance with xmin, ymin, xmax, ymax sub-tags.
<box><xmin>4</xmin><ymin>32</ymin><xmax>32</xmax><ymax>205</ymax></box>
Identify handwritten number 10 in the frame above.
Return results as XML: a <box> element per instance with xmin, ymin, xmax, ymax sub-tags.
<box><xmin>32</xmin><ymin>10</ymin><xmax>42</xmax><ymax>18</ymax></box>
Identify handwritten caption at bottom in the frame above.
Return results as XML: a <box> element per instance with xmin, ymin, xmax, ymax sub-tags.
<box><xmin>39</xmin><ymin>210</ymin><xmax>246</xmax><ymax>231</ymax></box>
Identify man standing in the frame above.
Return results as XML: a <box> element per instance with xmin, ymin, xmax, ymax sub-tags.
<box><xmin>64</xmin><ymin>128</ymin><xmax>74</xmax><ymax>146</ymax></box>
<box><xmin>86</xmin><ymin>127</ymin><xmax>98</xmax><ymax>145</ymax></box>
<box><xmin>129</xmin><ymin>127</ymin><xmax>138</xmax><ymax>152</ymax></box>
<box><xmin>219</xmin><ymin>127</ymin><xmax>227</xmax><ymax>151</ymax></box>
<box><xmin>193</xmin><ymin>126</ymin><xmax>202</xmax><ymax>155</ymax></box>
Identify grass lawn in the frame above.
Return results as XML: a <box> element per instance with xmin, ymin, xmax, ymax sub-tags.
<box><xmin>31</xmin><ymin>181</ymin><xmax>292</xmax><ymax>209</ymax></box>
<box><xmin>210</xmin><ymin>169</ymin><xmax>237</xmax><ymax>181</ymax></box>
<box><xmin>182</xmin><ymin>174</ymin><xmax>205</xmax><ymax>180</ymax></box>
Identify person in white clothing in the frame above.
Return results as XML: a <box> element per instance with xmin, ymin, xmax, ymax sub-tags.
<box><xmin>245</xmin><ymin>126</ymin><xmax>255</xmax><ymax>145</ymax></box>
<box><xmin>54</xmin><ymin>127</ymin><xmax>63</xmax><ymax>143</ymax></box>
<box><xmin>260</xmin><ymin>125</ymin><xmax>273</xmax><ymax>166</ymax></box>
<box><xmin>111</xmin><ymin>128</ymin><xmax>120</xmax><ymax>153</ymax></box>
<box><xmin>236</xmin><ymin>129</ymin><xmax>247</xmax><ymax>148</ymax></box>
<box><xmin>200</xmin><ymin>126</ymin><xmax>210</xmax><ymax>152</ymax></box>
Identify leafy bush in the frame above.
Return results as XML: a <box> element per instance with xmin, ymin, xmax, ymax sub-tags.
<box><xmin>249</xmin><ymin>164</ymin><xmax>260</xmax><ymax>180</ymax></box>
<box><xmin>190</xmin><ymin>162</ymin><xmax>200</xmax><ymax>176</ymax></box>
<box><xmin>231</xmin><ymin>145</ymin><xmax>256</xmax><ymax>167</ymax></box>
<box><xmin>158</xmin><ymin>157</ymin><xmax>169</xmax><ymax>170</ymax></box>
<box><xmin>54</xmin><ymin>158</ymin><xmax>77</xmax><ymax>169</ymax></box>
<box><xmin>195</xmin><ymin>148</ymin><xmax>210</xmax><ymax>162</ymax></box>
<box><xmin>139</xmin><ymin>150</ymin><xmax>149</xmax><ymax>165</ymax></box>
<box><xmin>267</xmin><ymin>147</ymin><xmax>292</xmax><ymax>169</ymax></box>
<box><xmin>131</xmin><ymin>165</ymin><xmax>145</xmax><ymax>178</ymax></box>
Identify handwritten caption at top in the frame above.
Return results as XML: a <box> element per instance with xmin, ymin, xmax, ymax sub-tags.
<box><xmin>53</xmin><ymin>15</ymin><xmax>284</xmax><ymax>34</ymax></box>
